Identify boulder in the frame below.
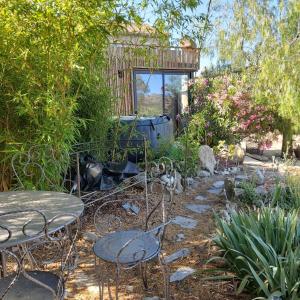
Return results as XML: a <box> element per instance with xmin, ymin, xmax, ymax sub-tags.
<box><xmin>233</xmin><ymin>144</ymin><xmax>245</xmax><ymax>164</ymax></box>
<box><xmin>198</xmin><ymin>145</ymin><xmax>216</xmax><ymax>175</ymax></box>
<box><xmin>252</xmin><ymin>168</ymin><xmax>265</xmax><ymax>185</ymax></box>
<box><xmin>197</xmin><ymin>169</ymin><xmax>211</xmax><ymax>177</ymax></box>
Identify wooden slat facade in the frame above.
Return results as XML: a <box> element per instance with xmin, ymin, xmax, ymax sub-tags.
<box><xmin>104</xmin><ymin>43</ymin><xmax>200</xmax><ymax>115</ymax></box>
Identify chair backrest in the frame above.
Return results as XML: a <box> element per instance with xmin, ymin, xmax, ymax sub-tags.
<box><xmin>0</xmin><ymin>210</ymin><xmax>80</xmax><ymax>299</ymax></box>
<box><xmin>11</xmin><ymin>145</ymin><xmax>67</xmax><ymax>191</ymax></box>
<box><xmin>0</xmin><ymin>209</ymin><xmax>47</xmax><ymax>299</ymax></box>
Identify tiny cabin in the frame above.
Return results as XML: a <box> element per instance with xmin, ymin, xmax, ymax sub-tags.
<box><xmin>105</xmin><ymin>24</ymin><xmax>200</xmax><ymax>125</ymax></box>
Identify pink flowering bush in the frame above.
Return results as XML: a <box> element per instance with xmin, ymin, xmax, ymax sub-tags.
<box><xmin>187</xmin><ymin>75</ymin><xmax>275</xmax><ymax>147</ymax></box>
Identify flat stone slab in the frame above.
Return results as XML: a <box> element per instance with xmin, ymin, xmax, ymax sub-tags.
<box><xmin>164</xmin><ymin>248</ymin><xmax>190</xmax><ymax>264</ymax></box>
<box><xmin>235</xmin><ymin>175</ymin><xmax>248</xmax><ymax>182</ymax></box>
<box><xmin>172</xmin><ymin>216</ymin><xmax>198</xmax><ymax>229</ymax></box>
<box><xmin>195</xmin><ymin>195</ymin><xmax>207</xmax><ymax>201</ymax></box>
<box><xmin>185</xmin><ymin>204</ymin><xmax>210</xmax><ymax>214</ymax></box>
<box><xmin>169</xmin><ymin>266</ymin><xmax>196</xmax><ymax>282</ymax></box>
<box><xmin>207</xmin><ymin>188</ymin><xmax>223</xmax><ymax>195</ymax></box>
<box><xmin>212</xmin><ymin>180</ymin><xmax>224</xmax><ymax>189</ymax></box>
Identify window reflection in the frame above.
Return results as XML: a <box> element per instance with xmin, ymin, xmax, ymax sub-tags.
<box><xmin>136</xmin><ymin>73</ymin><xmax>163</xmax><ymax>116</ymax></box>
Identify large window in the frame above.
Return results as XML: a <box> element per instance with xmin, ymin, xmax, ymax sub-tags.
<box><xmin>133</xmin><ymin>70</ymin><xmax>191</xmax><ymax>118</ymax></box>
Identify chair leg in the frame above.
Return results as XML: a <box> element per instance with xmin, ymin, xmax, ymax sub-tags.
<box><xmin>140</xmin><ymin>262</ymin><xmax>148</xmax><ymax>290</ymax></box>
<box><xmin>115</xmin><ymin>265</ymin><xmax>120</xmax><ymax>300</ymax></box>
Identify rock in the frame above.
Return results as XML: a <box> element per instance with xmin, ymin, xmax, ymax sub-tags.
<box><xmin>175</xmin><ymin>171</ymin><xmax>183</xmax><ymax>194</ymax></box>
<box><xmin>122</xmin><ymin>202</ymin><xmax>140</xmax><ymax>215</ymax></box>
<box><xmin>207</xmin><ymin>188</ymin><xmax>223</xmax><ymax>195</ymax></box>
<box><xmin>186</xmin><ymin>177</ymin><xmax>194</xmax><ymax>186</ymax></box>
<box><xmin>197</xmin><ymin>169</ymin><xmax>211</xmax><ymax>177</ymax></box>
<box><xmin>212</xmin><ymin>180</ymin><xmax>224</xmax><ymax>189</ymax></box>
<box><xmin>163</xmin><ymin>248</ymin><xmax>191</xmax><ymax>264</ymax></box>
<box><xmin>230</xmin><ymin>167</ymin><xmax>240</xmax><ymax>174</ymax></box>
<box><xmin>224</xmin><ymin>178</ymin><xmax>235</xmax><ymax>201</ymax></box>
<box><xmin>134</xmin><ymin>172</ymin><xmax>146</xmax><ymax>188</ymax></box>
<box><xmin>195</xmin><ymin>195</ymin><xmax>207</xmax><ymax>201</ymax></box>
<box><xmin>198</xmin><ymin>145</ymin><xmax>216</xmax><ymax>175</ymax></box>
<box><xmin>252</xmin><ymin>169</ymin><xmax>265</xmax><ymax>185</ymax></box>
<box><xmin>246</xmin><ymin>153</ymin><xmax>269</xmax><ymax>162</ymax></box>
<box><xmin>83</xmin><ymin>232</ymin><xmax>98</xmax><ymax>242</ymax></box>
<box><xmin>221</xmin><ymin>170</ymin><xmax>230</xmax><ymax>175</ymax></box>
<box><xmin>143</xmin><ymin>297</ymin><xmax>160</xmax><ymax>300</ymax></box>
<box><xmin>234</xmin><ymin>188</ymin><xmax>245</xmax><ymax>197</ymax></box>
<box><xmin>175</xmin><ymin>233</ymin><xmax>185</xmax><ymax>242</ymax></box>
<box><xmin>172</xmin><ymin>216</ymin><xmax>198</xmax><ymax>229</ymax></box>
<box><xmin>161</xmin><ymin>174</ymin><xmax>175</xmax><ymax>187</ymax></box>
<box><xmin>233</xmin><ymin>144</ymin><xmax>245</xmax><ymax>164</ymax></box>
<box><xmin>126</xmin><ymin>286</ymin><xmax>134</xmax><ymax>293</ymax></box>
<box><xmin>255</xmin><ymin>185</ymin><xmax>267</xmax><ymax>195</ymax></box>
<box><xmin>235</xmin><ymin>175</ymin><xmax>248</xmax><ymax>182</ymax></box>
<box><xmin>185</xmin><ymin>204</ymin><xmax>210</xmax><ymax>214</ymax></box>
<box><xmin>169</xmin><ymin>266</ymin><xmax>196</xmax><ymax>282</ymax></box>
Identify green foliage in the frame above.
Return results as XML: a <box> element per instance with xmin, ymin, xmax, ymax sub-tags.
<box><xmin>239</xmin><ymin>182</ymin><xmax>262</xmax><ymax>206</ymax></box>
<box><xmin>214</xmin><ymin>207</ymin><xmax>300</xmax><ymax>299</ymax></box>
<box><xmin>0</xmin><ymin>0</ymin><xmax>128</xmax><ymax>190</ymax></box>
<box><xmin>155</xmin><ymin>132</ymin><xmax>199</xmax><ymax>177</ymax></box>
<box><xmin>213</xmin><ymin>0</ymin><xmax>300</xmax><ymax>153</ymax></box>
<box><xmin>270</xmin><ymin>177</ymin><xmax>300</xmax><ymax>210</ymax></box>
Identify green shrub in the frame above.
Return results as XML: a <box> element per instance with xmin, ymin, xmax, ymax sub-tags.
<box><xmin>214</xmin><ymin>207</ymin><xmax>300</xmax><ymax>299</ymax></box>
<box><xmin>270</xmin><ymin>177</ymin><xmax>300</xmax><ymax>210</ymax></box>
<box><xmin>239</xmin><ymin>181</ymin><xmax>263</xmax><ymax>206</ymax></box>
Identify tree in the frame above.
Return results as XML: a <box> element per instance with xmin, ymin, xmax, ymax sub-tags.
<box><xmin>213</xmin><ymin>0</ymin><xmax>300</xmax><ymax>155</ymax></box>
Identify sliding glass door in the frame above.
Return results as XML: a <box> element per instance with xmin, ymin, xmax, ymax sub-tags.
<box><xmin>135</xmin><ymin>72</ymin><xmax>163</xmax><ymax>116</ymax></box>
<box><xmin>133</xmin><ymin>70</ymin><xmax>191</xmax><ymax>119</ymax></box>
<box><xmin>164</xmin><ymin>73</ymin><xmax>189</xmax><ymax>121</ymax></box>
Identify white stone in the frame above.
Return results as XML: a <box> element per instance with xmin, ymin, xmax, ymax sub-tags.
<box><xmin>197</xmin><ymin>169</ymin><xmax>211</xmax><ymax>177</ymax></box>
<box><xmin>161</xmin><ymin>174</ymin><xmax>175</xmax><ymax>187</ymax></box>
<box><xmin>169</xmin><ymin>266</ymin><xmax>196</xmax><ymax>282</ymax></box>
<box><xmin>198</xmin><ymin>145</ymin><xmax>216</xmax><ymax>175</ymax></box>
<box><xmin>143</xmin><ymin>297</ymin><xmax>160</xmax><ymax>300</ymax></box>
<box><xmin>175</xmin><ymin>233</ymin><xmax>185</xmax><ymax>242</ymax></box>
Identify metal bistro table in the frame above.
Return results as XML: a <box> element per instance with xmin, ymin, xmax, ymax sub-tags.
<box><xmin>0</xmin><ymin>191</ymin><xmax>84</xmax><ymax>276</ymax></box>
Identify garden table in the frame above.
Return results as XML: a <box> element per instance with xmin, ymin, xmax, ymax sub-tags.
<box><xmin>0</xmin><ymin>191</ymin><xmax>84</xmax><ymax>275</ymax></box>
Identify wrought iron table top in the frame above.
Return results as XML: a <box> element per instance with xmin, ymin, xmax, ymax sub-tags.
<box><xmin>93</xmin><ymin>229</ymin><xmax>160</xmax><ymax>265</ymax></box>
<box><xmin>0</xmin><ymin>191</ymin><xmax>84</xmax><ymax>248</ymax></box>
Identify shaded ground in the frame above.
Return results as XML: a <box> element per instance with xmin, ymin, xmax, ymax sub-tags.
<box><xmin>65</xmin><ymin>173</ymin><xmax>253</xmax><ymax>300</ymax></box>
<box><xmin>65</xmin><ymin>154</ymin><xmax>300</xmax><ymax>299</ymax></box>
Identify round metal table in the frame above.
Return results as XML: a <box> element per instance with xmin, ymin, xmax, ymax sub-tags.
<box><xmin>93</xmin><ymin>229</ymin><xmax>160</xmax><ymax>265</ymax></box>
<box><xmin>0</xmin><ymin>191</ymin><xmax>84</xmax><ymax>248</ymax></box>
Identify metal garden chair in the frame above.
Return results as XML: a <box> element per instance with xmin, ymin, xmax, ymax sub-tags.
<box><xmin>91</xmin><ymin>177</ymin><xmax>175</xmax><ymax>300</ymax></box>
<box><xmin>0</xmin><ymin>210</ymin><xmax>80</xmax><ymax>300</ymax></box>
